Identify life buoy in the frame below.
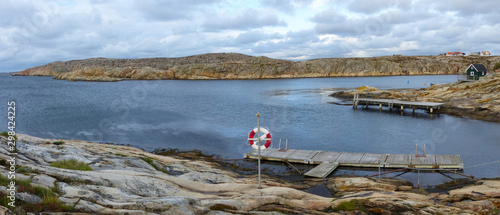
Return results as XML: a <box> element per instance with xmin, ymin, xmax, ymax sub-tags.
<box><xmin>248</xmin><ymin>127</ymin><xmax>271</xmax><ymax>150</ymax></box>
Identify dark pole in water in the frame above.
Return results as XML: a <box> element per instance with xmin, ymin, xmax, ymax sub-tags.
<box><xmin>256</xmin><ymin>112</ymin><xmax>262</xmax><ymax>189</ymax></box>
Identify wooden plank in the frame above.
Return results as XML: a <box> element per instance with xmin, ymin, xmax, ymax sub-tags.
<box><xmin>285</xmin><ymin>150</ymin><xmax>321</xmax><ymax>164</ymax></box>
<box><xmin>244</xmin><ymin>149</ymin><xmax>463</xmax><ymax>170</ymax></box>
<box><xmin>245</xmin><ymin>148</ymin><xmax>297</xmax><ymax>162</ymax></box>
<box><xmin>436</xmin><ymin>155</ymin><xmax>463</xmax><ymax>169</ymax></box>
<box><xmin>304</xmin><ymin>162</ymin><xmax>339</xmax><ymax>178</ymax></box>
<box><xmin>355</xmin><ymin>98</ymin><xmax>445</xmax><ymax>109</ymax></box>
<box><xmin>386</xmin><ymin>154</ymin><xmax>412</xmax><ymax>168</ymax></box>
<box><xmin>358</xmin><ymin>153</ymin><xmax>388</xmax><ymax>167</ymax></box>
<box><xmin>411</xmin><ymin>155</ymin><xmax>436</xmax><ymax>168</ymax></box>
<box><xmin>310</xmin><ymin>151</ymin><xmax>342</xmax><ymax>164</ymax></box>
<box><xmin>335</xmin><ymin>152</ymin><xmax>365</xmax><ymax>165</ymax></box>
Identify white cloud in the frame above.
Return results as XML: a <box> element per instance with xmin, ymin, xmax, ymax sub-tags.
<box><xmin>0</xmin><ymin>0</ymin><xmax>499</xmax><ymax>73</ymax></box>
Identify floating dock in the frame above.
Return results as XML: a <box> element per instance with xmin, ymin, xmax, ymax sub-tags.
<box><xmin>245</xmin><ymin>148</ymin><xmax>463</xmax><ymax>178</ymax></box>
<box><xmin>353</xmin><ymin>96</ymin><xmax>445</xmax><ymax>113</ymax></box>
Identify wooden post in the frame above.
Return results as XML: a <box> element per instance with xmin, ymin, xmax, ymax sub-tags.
<box><xmin>413</xmin><ymin>107</ymin><xmax>415</xmax><ymax>114</ymax></box>
<box><xmin>379</xmin><ymin>104</ymin><xmax>382</xmax><ymax>110</ymax></box>
<box><xmin>353</xmin><ymin>95</ymin><xmax>356</xmax><ymax>109</ymax></box>
<box><xmin>430</xmin><ymin>108</ymin><xmax>433</xmax><ymax>113</ymax></box>
<box><xmin>256</xmin><ymin>113</ymin><xmax>262</xmax><ymax>189</ymax></box>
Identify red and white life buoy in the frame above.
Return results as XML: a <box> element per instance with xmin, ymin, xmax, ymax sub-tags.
<box><xmin>248</xmin><ymin>127</ymin><xmax>272</xmax><ymax>150</ymax></box>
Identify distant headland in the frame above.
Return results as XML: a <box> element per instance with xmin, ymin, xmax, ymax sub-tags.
<box><xmin>14</xmin><ymin>53</ymin><xmax>500</xmax><ymax>82</ymax></box>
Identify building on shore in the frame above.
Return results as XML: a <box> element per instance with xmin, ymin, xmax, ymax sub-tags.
<box><xmin>465</xmin><ymin>64</ymin><xmax>488</xmax><ymax>80</ymax></box>
<box><xmin>445</xmin><ymin>52</ymin><xmax>465</xmax><ymax>56</ymax></box>
<box><xmin>480</xmin><ymin>51</ymin><xmax>491</xmax><ymax>56</ymax></box>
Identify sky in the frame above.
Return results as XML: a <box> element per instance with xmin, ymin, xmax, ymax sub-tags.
<box><xmin>1</xmin><ymin>0</ymin><xmax>499</xmax><ymax>73</ymax></box>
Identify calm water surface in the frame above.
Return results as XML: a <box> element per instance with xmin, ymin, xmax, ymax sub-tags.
<box><xmin>1</xmin><ymin>75</ymin><xmax>498</xmax><ymax>187</ymax></box>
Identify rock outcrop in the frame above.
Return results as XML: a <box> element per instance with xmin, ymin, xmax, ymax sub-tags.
<box><xmin>0</xmin><ymin>134</ymin><xmax>498</xmax><ymax>214</ymax></box>
<box><xmin>15</xmin><ymin>53</ymin><xmax>500</xmax><ymax>81</ymax></box>
<box><xmin>331</xmin><ymin>72</ymin><xmax>500</xmax><ymax>122</ymax></box>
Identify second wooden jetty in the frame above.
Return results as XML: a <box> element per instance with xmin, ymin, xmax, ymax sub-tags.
<box><xmin>245</xmin><ymin>148</ymin><xmax>463</xmax><ymax>178</ymax></box>
<box><xmin>352</xmin><ymin>95</ymin><xmax>445</xmax><ymax>113</ymax></box>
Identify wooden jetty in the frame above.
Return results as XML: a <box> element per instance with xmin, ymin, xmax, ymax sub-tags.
<box><xmin>245</xmin><ymin>148</ymin><xmax>463</xmax><ymax>178</ymax></box>
<box><xmin>352</xmin><ymin>95</ymin><xmax>445</xmax><ymax>113</ymax></box>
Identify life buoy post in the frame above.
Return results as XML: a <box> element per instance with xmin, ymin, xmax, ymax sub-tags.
<box><xmin>248</xmin><ymin>127</ymin><xmax>272</xmax><ymax>151</ymax></box>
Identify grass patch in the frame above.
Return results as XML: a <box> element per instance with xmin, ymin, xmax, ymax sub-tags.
<box><xmin>114</xmin><ymin>153</ymin><xmax>127</xmax><ymax>157</ymax></box>
<box><xmin>0</xmin><ymin>131</ymin><xmax>17</xmax><ymax>140</ymax></box>
<box><xmin>0</xmin><ymin>131</ymin><xmax>8</xmax><ymax>137</ymax></box>
<box><xmin>0</xmin><ymin>175</ymin><xmax>76</xmax><ymax>213</ymax></box>
<box><xmin>53</xmin><ymin>141</ymin><xmax>64</xmax><ymax>145</ymax></box>
<box><xmin>21</xmin><ymin>193</ymin><xmax>75</xmax><ymax>213</ymax></box>
<box><xmin>209</xmin><ymin>204</ymin><xmax>237</xmax><ymax>211</ymax></box>
<box><xmin>50</xmin><ymin>159</ymin><xmax>92</xmax><ymax>171</ymax></box>
<box><xmin>324</xmin><ymin>199</ymin><xmax>370</xmax><ymax>213</ymax></box>
<box><xmin>17</xmin><ymin>165</ymin><xmax>38</xmax><ymax>174</ymax></box>
<box><xmin>141</xmin><ymin>157</ymin><xmax>167</xmax><ymax>174</ymax></box>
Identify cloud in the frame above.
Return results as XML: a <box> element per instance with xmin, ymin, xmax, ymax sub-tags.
<box><xmin>134</xmin><ymin>0</ymin><xmax>221</xmax><ymax>21</ymax></box>
<box><xmin>348</xmin><ymin>0</ymin><xmax>404</xmax><ymax>14</ymax></box>
<box><xmin>234</xmin><ymin>30</ymin><xmax>283</xmax><ymax>45</ymax></box>
<box><xmin>202</xmin><ymin>9</ymin><xmax>287</xmax><ymax>31</ymax></box>
<box><xmin>1</xmin><ymin>0</ymin><xmax>500</xmax><ymax>73</ymax></box>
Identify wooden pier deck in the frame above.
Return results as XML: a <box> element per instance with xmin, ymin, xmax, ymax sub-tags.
<box><xmin>245</xmin><ymin>148</ymin><xmax>463</xmax><ymax>178</ymax></box>
<box><xmin>353</xmin><ymin>97</ymin><xmax>445</xmax><ymax>113</ymax></box>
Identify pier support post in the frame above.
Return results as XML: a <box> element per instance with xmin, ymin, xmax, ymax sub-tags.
<box><xmin>413</xmin><ymin>107</ymin><xmax>415</xmax><ymax>114</ymax></box>
<box><xmin>430</xmin><ymin>108</ymin><xmax>433</xmax><ymax>113</ymax></box>
<box><xmin>401</xmin><ymin>106</ymin><xmax>404</xmax><ymax>111</ymax></box>
<box><xmin>379</xmin><ymin>104</ymin><xmax>382</xmax><ymax>111</ymax></box>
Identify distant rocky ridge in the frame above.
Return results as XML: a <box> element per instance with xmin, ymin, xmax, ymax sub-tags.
<box><xmin>16</xmin><ymin>53</ymin><xmax>500</xmax><ymax>81</ymax></box>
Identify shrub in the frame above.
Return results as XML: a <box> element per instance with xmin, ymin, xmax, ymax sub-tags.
<box><xmin>0</xmin><ymin>131</ymin><xmax>8</xmax><ymax>137</ymax></box>
<box><xmin>141</xmin><ymin>157</ymin><xmax>167</xmax><ymax>174</ymax></box>
<box><xmin>50</xmin><ymin>159</ymin><xmax>92</xmax><ymax>171</ymax></box>
<box><xmin>0</xmin><ymin>131</ymin><xmax>16</xmax><ymax>140</ymax></box>
<box><xmin>493</xmin><ymin>62</ymin><xmax>500</xmax><ymax>71</ymax></box>
<box><xmin>53</xmin><ymin>141</ymin><xmax>64</xmax><ymax>145</ymax></box>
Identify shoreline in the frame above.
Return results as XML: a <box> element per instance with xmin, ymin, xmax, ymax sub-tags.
<box><xmin>16</xmin><ymin>54</ymin><xmax>500</xmax><ymax>82</ymax></box>
<box><xmin>0</xmin><ymin>134</ymin><xmax>498</xmax><ymax>214</ymax></box>
<box><xmin>12</xmin><ymin>72</ymin><xmax>462</xmax><ymax>82</ymax></box>
<box><xmin>330</xmin><ymin>74</ymin><xmax>500</xmax><ymax>123</ymax></box>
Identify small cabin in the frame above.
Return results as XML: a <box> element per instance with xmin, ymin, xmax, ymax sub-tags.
<box><xmin>466</xmin><ymin>64</ymin><xmax>487</xmax><ymax>80</ymax></box>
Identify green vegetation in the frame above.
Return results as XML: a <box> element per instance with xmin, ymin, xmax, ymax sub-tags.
<box><xmin>493</xmin><ymin>62</ymin><xmax>500</xmax><ymax>71</ymax></box>
<box><xmin>53</xmin><ymin>141</ymin><xmax>65</xmax><ymax>145</ymax></box>
<box><xmin>50</xmin><ymin>159</ymin><xmax>92</xmax><ymax>171</ymax></box>
<box><xmin>209</xmin><ymin>204</ymin><xmax>237</xmax><ymax>211</ymax></box>
<box><xmin>114</xmin><ymin>153</ymin><xmax>127</xmax><ymax>157</ymax></box>
<box><xmin>0</xmin><ymin>131</ymin><xmax>16</xmax><ymax>140</ymax></box>
<box><xmin>17</xmin><ymin>165</ymin><xmax>38</xmax><ymax>174</ymax></box>
<box><xmin>323</xmin><ymin>199</ymin><xmax>370</xmax><ymax>213</ymax></box>
<box><xmin>0</xmin><ymin>174</ymin><xmax>76</xmax><ymax>212</ymax></box>
<box><xmin>0</xmin><ymin>131</ymin><xmax>8</xmax><ymax>137</ymax></box>
<box><xmin>141</xmin><ymin>157</ymin><xmax>167</xmax><ymax>174</ymax></box>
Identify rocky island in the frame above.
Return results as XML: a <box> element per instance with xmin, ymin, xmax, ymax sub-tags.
<box><xmin>0</xmin><ymin>134</ymin><xmax>499</xmax><ymax>214</ymax></box>
<box><xmin>15</xmin><ymin>53</ymin><xmax>500</xmax><ymax>81</ymax></box>
<box><xmin>331</xmin><ymin>71</ymin><xmax>500</xmax><ymax>123</ymax></box>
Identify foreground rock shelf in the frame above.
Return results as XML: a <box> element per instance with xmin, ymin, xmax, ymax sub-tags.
<box><xmin>0</xmin><ymin>134</ymin><xmax>499</xmax><ymax>214</ymax></box>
